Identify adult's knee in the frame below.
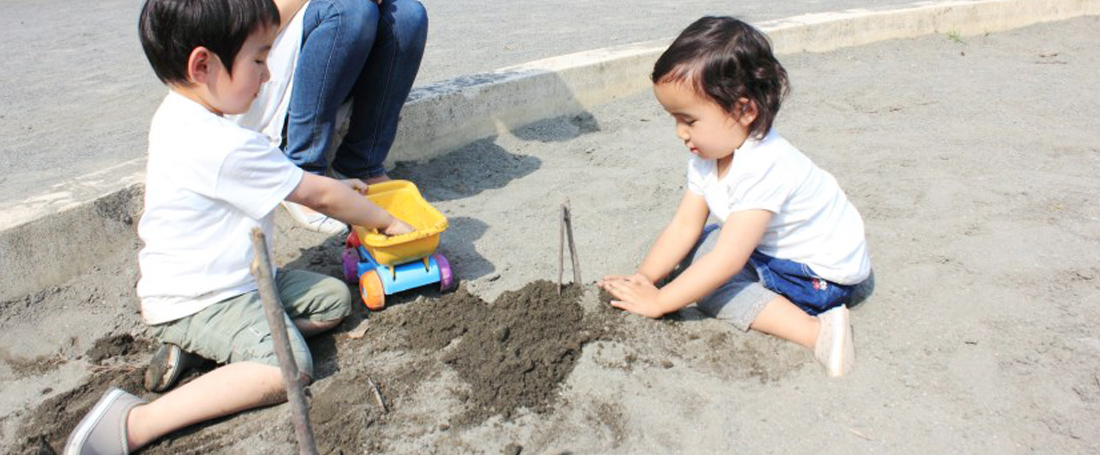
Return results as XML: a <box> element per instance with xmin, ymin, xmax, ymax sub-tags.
<box><xmin>391</xmin><ymin>0</ymin><xmax>428</xmax><ymax>47</ymax></box>
<box><xmin>329</xmin><ymin>0</ymin><xmax>381</xmax><ymax>49</ymax></box>
<box><xmin>393</xmin><ymin>0</ymin><xmax>428</xmax><ymax>30</ymax></box>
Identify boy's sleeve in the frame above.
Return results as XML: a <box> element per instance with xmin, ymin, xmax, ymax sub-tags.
<box><xmin>216</xmin><ymin>132</ymin><xmax>304</xmax><ymax>220</ymax></box>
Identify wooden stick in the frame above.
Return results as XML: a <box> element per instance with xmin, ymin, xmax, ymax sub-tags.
<box><xmin>563</xmin><ymin>201</ymin><xmax>582</xmax><ymax>286</ymax></box>
<box><xmin>558</xmin><ymin>203</ymin><xmax>565</xmax><ymax>295</ymax></box>
<box><xmin>250</xmin><ymin>228</ymin><xmax>319</xmax><ymax>455</ymax></box>
<box><xmin>367</xmin><ymin>376</ymin><xmax>387</xmax><ymax>413</ymax></box>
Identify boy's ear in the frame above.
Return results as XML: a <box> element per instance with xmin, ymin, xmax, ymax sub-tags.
<box><xmin>736</xmin><ymin>97</ymin><xmax>759</xmax><ymax>126</ymax></box>
<box><xmin>186</xmin><ymin>47</ymin><xmax>214</xmax><ymax>84</ymax></box>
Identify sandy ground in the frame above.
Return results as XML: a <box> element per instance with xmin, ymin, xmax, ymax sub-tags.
<box><xmin>2</xmin><ymin>16</ymin><xmax>1099</xmax><ymax>454</ymax></box>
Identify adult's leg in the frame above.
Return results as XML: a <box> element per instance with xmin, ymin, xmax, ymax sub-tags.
<box><xmin>285</xmin><ymin>0</ymin><xmax>380</xmax><ymax>175</ymax></box>
<box><xmin>331</xmin><ymin>0</ymin><xmax>428</xmax><ymax>180</ymax></box>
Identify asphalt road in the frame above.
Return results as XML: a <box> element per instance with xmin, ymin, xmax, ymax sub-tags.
<box><xmin>0</xmin><ymin>0</ymin><xmax>946</xmax><ymax>205</ymax></box>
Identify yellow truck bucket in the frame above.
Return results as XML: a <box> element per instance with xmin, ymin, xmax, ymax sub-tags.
<box><xmin>352</xmin><ymin>180</ymin><xmax>448</xmax><ymax>266</ymax></box>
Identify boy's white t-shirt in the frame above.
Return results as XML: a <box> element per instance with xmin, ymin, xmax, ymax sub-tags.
<box><xmin>686</xmin><ymin>131</ymin><xmax>871</xmax><ymax>285</ymax></box>
<box><xmin>137</xmin><ymin>91</ymin><xmax>304</xmax><ymax>325</ymax></box>
<box><xmin>229</xmin><ymin>2</ymin><xmax>309</xmax><ymax>142</ymax></box>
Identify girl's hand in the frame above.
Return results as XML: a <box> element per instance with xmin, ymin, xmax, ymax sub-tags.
<box><xmin>598</xmin><ymin>274</ymin><xmax>666</xmax><ymax>318</ymax></box>
<box><xmin>339</xmin><ymin>178</ymin><xmax>369</xmax><ymax>195</ymax></box>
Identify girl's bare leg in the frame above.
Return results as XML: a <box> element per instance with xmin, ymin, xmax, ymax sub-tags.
<box><xmin>749</xmin><ymin>295</ymin><xmax>820</xmax><ymax>349</ymax></box>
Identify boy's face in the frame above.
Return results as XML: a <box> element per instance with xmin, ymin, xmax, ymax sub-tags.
<box><xmin>653</xmin><ymin>80</ymin><xmax>754</xmax><ymax>163</ymax></box>
<box><xmin>204</xmin><ymin>26</ymin><xmax>276</xmax><ymax>116</ymax></box>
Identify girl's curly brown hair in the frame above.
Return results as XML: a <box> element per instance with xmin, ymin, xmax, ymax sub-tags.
<box><xmin>652</xmin><ymin>16</ymin><xmax>790</xmax><ymax>139</ymax></box>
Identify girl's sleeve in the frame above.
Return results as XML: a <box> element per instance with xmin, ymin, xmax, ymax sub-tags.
<box><xmin>686</xmin><ymin>156</ymin><xmax>707</xmax><ymax>195</ymax></box>
<box><xmin>726</xmin><ymin>158</ymin><xmax>792</xmax><ymax>214</ymax></box>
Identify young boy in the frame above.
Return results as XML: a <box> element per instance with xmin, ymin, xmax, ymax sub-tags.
<box><xmin>63</xmin><ymin>0</ymin><xmax>413</xmax><ymax>453</ymax></box>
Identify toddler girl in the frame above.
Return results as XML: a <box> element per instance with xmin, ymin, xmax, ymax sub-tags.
<box><xmin>599</xmin><ymin>16</ymin><xmax>872</xmax><ymax>377</ymax></box>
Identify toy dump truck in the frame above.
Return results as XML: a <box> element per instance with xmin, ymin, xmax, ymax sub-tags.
<box><xmin>341</xmin><ymin>180</ymin><xmax>456</xmax><ymax>310</ymax></box>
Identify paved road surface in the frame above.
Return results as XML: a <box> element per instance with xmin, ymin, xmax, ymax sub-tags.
<box><xmin>0</xmin><ymin>0</ymin><xmax>948</xmax><ymax>205</ymax></box>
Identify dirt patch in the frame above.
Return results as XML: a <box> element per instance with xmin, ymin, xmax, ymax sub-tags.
<box><xmin>13</xmin><ymin>368</ymin><xmax>145</xmax><ymax>455</ymax></box>
<box><xmin>309</xmin><ymin>280</ymin><xmax>600</xmax><ymax>454</ymax></box>
<box><xmin>1</xmin><ymin>349</ymin><xmax>68</xmax><ymax>379</ymax></box>
<box><xmin>85</xmin><ymin>334</ymin><xmax>156</xmax><ymax>365</ymax></box>
<box><xmin>442</xmin><ymin>281</ymin><xmax>591</xmax><ymax>424</ymax></box>
<box><xmin>9</xmin><ymin>332</ymin><xmax>163</xmax><ymax>455</ymax></box>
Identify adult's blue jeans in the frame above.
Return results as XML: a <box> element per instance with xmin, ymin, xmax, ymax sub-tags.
<box><xmin>286</xmin><ymin>0</ymin><xmax>428</xmax><ymax>178</ymax></box>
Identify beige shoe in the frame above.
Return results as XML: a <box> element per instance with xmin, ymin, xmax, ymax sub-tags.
<box><xmin>814</xmin><ymin>305</ymin><xmax>854</xmax><ymax>378</ymax></box>
<box><xmin>282</xmin><ymin>201</ymin><xmax>347</xmax><ymax>234</ymax></box>
<box><xmin>64</xmin><ymin>387</ymin><xmax>144</xmax><ymax>455</ymax></box>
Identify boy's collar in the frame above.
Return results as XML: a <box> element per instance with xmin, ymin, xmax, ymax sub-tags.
<box><xmin>166</xmin><ymin>88</ymin><xmax>221</xmax><ymax>117</ymax></box>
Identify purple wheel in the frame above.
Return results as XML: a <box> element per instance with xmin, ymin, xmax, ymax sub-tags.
<box><xmin>433</xmin><ymin>253</ymin><xmax>456</xmax><ymax>292</ymax></box>
<box><xmin>341</xmin><ymin>248</ymin><xmax>359</xmax><ymax>283</ymax></box>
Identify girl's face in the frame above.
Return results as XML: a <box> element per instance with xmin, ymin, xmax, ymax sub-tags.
<box><xmin>653</xmin><ymin>80</ymin><xmax>755</xmax><ymax>166</ymax></box>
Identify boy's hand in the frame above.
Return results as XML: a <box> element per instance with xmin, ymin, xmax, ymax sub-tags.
<box><xmin>339</xmin><ymin>178</ymin><xmax>369</xmax><ymax>195</ymax></box>
<box><xmin>381</xmin><ymin>217</ymin><xmax>415</xmax><ymax>236</ymax></box>
<box><xmin>598</xmin><ymin>274</ymin><xmax>665</xmax><ymax>318</ymax></box>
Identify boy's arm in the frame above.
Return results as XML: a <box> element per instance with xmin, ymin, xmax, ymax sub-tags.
<box><xmin>285</xmin><ymin>173</ymin><xmax>413</xmax><ymax>235</ymax></box>
<box><xmin>636</xmin><ymin>191</ymin><xmax>710</xmax><ymax>283</ymax></box>
<box><xmin>604</xmin><ymin>209</ymin><xmax>771</xmax><ymax>318</ymax></box>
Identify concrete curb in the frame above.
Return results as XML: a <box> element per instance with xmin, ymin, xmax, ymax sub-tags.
<box><xmin>2</xmin><ymin>0</ymin><xmax>1096</xmax><ymax>301</ymax></box>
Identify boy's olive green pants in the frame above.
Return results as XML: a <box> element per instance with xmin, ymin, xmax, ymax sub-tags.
<box><xmin>150</xmin><ymin>269</ymin><xmax>351</xmax><ymax>377</ymax></box>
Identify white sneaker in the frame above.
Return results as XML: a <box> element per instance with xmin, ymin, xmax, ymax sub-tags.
<box><xmin>282</xmin><ymin>201</ymin><xmax>347</xmax><ymax>234</ymax></box>
<box><xmin>814</xmin><ymin>305</ymin><xmax>854</xmax><ymax>378</ymax></box>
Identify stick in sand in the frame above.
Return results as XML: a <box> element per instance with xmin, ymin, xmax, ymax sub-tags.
<box><xmin>565</xmin><ymin>201</ymin><xmax>581</xmax><ymax>287</ymax></box>
<box><xmin>558</xmin><ymin>202</ymin><xmax>565</xmax><ymax>295</ymax></box>
<box><xmin>558</xmin><ymin>200</ymin><xmax>582</xmax><ymax>295</ymax></box>
<box><xmin>367</xmin><ymin>376</ymin><xmax>387</xmax><ymax>413</ymax></box>
<box><xmin>250</xmin><ymin>228</ymin><xmax>319</xmax><ymax>455</ymax></box>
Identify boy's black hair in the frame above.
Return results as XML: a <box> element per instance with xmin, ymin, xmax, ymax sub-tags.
<box><xmin>652</xmin><ymin>16</ymin><xmax>789</xmax><ymax>139</ymax></box>
<box><xmin>139</xmin><ymin>0</ymin><xmax>280</xmax><ymax>86</ymax></box>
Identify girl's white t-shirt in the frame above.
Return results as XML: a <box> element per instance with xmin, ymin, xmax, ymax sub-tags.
<box><xmin>137</xmin><ymin>92</ymin><xmax>304</xmax><ymax>325</ymax></box>
<box><xmin>686</xmin><ymin>131</ymin><xmax>871</xmax><ymax>285</ymax></box>
<box><xmin>229</xmin><ymin>2</ymin><xmax>310</xmax><ymax>142</ymax></box>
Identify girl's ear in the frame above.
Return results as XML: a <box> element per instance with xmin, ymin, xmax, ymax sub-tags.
<box><xmin>736</xmin><ymin>97</ymin><xmax>759</xmax><ymax>126</ymax></box>
<box><xmin>186</xmin><ymin>47</ymin><xmax>214</xmax><ymax>84</ymax></box>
